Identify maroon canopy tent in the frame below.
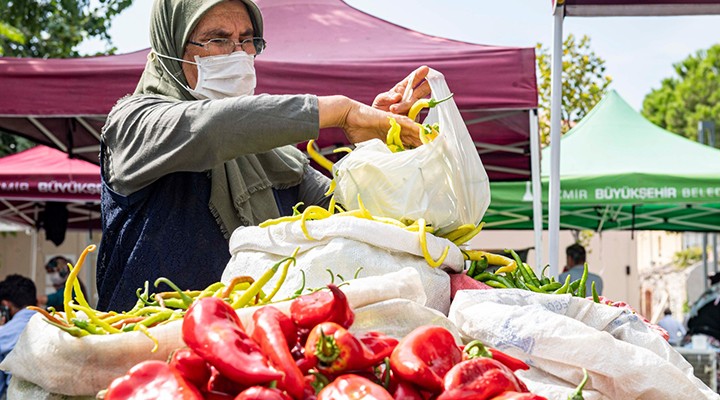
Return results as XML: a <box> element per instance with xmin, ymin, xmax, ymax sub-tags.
<box><xmin>0</xmin><ymin>145</ymin><xmax>101</xmax><ymax>232</ymax></box>
<box><xmin>558</xmin><ymin>0</ymin><xmax>720</xmax><ymax>16</ymax></box>
<box><xmin>0</xmin><ymin>0</ymin><xmax>538</xmax><ymax>181</ymax></box>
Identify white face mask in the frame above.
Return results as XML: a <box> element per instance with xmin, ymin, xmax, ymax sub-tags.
<box><xmin>153</xmin><ymin>50</ymin><xmax>256</xmax><ymax>100</ymax></box>
<box><xmin>48</xmin><ymin>271</ymin><xmax>65</xmax><ymax>287</ymax></box>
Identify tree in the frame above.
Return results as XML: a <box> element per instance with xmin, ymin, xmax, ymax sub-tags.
<box><xmin>642</xmin><ymin>45</ymin><xmax>720</xmax><ymax>141</ymax></box>
<box><xmin>536</xmin><ymin>34</ymin><xmax>613</xmax><ymax>145</ymax></box>
<box><xmin>0</xmin><ymin>0</ymin><xmax>133</xmax><ymax>155</ymax></box>
<box><xmin>0</xmin><ymin>0</ymin><xmax>134</xmax><ymax>58</ymax></box>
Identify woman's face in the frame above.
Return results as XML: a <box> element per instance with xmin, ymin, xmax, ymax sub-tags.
<box><xmin>182</xmin><ymin>1</ymin><xmax>255</xmax><ymax>89</ymax></box>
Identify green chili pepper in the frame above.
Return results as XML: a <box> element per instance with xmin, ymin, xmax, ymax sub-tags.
<box><xmin>553</xmin><ymin>275</ymin><xmax>572</xmax><ymax>294</ymax></box>
<box><xmin>484</xmin><ymin>280</ymin><xmax>507</xmax><ymax>289</ymax></box>
<box><xmin>71</xmin><ymin>318</ymin><xmax>105</xmax><ymax>335</ymax></box>
<box><xmin>540</xmin><ymin>282</ymin><xmax>563</xmax><ymax>292</ymax></box>
<box><xmin>467</xmin><ymin>260</ymin><xmax>478</xmax><ymax>278</ymax></box>
<box><xmin>523</xmin><ymin>263</ymin><xmax>542</xmax><ymax>287</ymax></box>
<box><xmin>197</xmin><ymin>282</ymin><xmax>225</xmax><ymax>299</ymax></box>
<box><xmin>493</xmin><ymin>275</ymin><xmax>517</xmax><ymax>289</ymax></box>
<box><xmin>568</xmin><ymin>368</ymin><xmax>589</xmax><ymax>400</ymax></box>
<box><xmin>473</xmin><ymin>272</ymin><xmax>494</xmax><ymax>282</ymax></box>
<box><xmin>137</xmin><ymin>310</ymin><xmax>174</xmax><ymax>328</ymax></box>
<box><xmin>592</xmin><ymin>281</ymin><xmax>600</xmax><ymax>303</ymax></box>
<box><xmin>569</xmin><ymin>279</ymin><xmax>581</xmax><ymax>296</ymax></box>
<box><xmin>540</xmin><ymin>265</ymin><xmax>551</xmax><ymax>285</ymax></box>
<box><xmin>576</xmin><ymin>263</ymin><xmax>589</xmax><ymax>298</ymax></box>
<box><xmin>46</xmin><ymin>319</ymin><xmax>89</xmax><ymax>337</ymax></box>
<box><xmin>154</xmin><ymin>277</ymin><xmax>193</xmax><ymax>308</ymax></box>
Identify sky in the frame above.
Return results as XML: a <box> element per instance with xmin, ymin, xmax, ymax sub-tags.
<box><xmin>79</xmin><ymin>0</ymin><xmax>720</xmax><ymax>111</ymax></box>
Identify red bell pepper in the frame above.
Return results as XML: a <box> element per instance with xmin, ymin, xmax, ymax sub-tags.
<box><xmin>305</xmin><ymin>322</ymin><xmax>398</xmax><ymax>374</ymax></box>
<box><xmin>290</xmin><ymin>284</ymin><xmax>354</xmax><ymax>329</ymax></box>
<box><xmin>234</xmin><ymin>386</ymin><xmax>292</xmax><ymax>400</ymax></box>
<box><xmin>169</xmin><ymin>347</ymin><xmax>211</xmax><ymax>390</ymax></box>
<box><xmin>105</xmin><ymin>360</ymin><xmax>203</xmax><ymax>400</ymax></box>
<box><xmin>317</xmin><ymin>374</ymin><xmax>393</xmax><ymax>400</ymax></box>
<box><xmin>250</xmin><ymin>306</ymin><xmax>305</xmax><ymax>399</ymax></box>
<box><xmin>393</xmin><ymin>381</ymin><xmax>425</xmax><ymax>400</ymax></box>
<box><xmin>463</xmin><ymin>340</ymin><xmax>529</xmax><ymax>372</ymax></box>
<box><xmin>491</xmin><ymin>392</ymin><xmax>548</xmax><ymax>400</ymax></box>
<box><xmin>389</xmin><ymin>325</ymin><xmax>463</xmax><ymax>393</ymax></box>
<box><xmin>438</xmin><ymin>358</ymin><xmax>527</xmax><ymax>400</ymax></box>
<box><xmin>182</xmin><ymin>297</ymin><xmax>281</xmax><ymax>386</ymax></box>
<box><xmin>206</xmin><ymin>366</ymin><xmax>248</xmax><ymax>397</ymax></box>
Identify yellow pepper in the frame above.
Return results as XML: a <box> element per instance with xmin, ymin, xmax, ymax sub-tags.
<box><xmin>407</xmin><ymin>93</ymin><xmax>454</xmax><ymax>121</ymax></box>
<box><xmin>307</xmin><ymin>139</ymin><xmax>334</xmax><ymax>172</ymax></box>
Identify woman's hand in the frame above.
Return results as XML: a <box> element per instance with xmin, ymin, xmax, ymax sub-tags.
<box><xmin>318</xmin><ymin>95</ymin><xmax>422</xmax><ymax>148</ymax></box>
<box><xmin>372</xmin><ymin>66</ymin><xmax>431</xmax><ymax>117</ymax></box>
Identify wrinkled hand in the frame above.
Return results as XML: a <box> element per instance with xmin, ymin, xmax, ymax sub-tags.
<box><xmin>343</xmin><ymin>99</ymin><xmax>422</xmax><ymax>148</ymax></box>
<box><xmin>372</xmin><ymin>65</ymin><xmax>431</xmax><ymax>117</ymax></box>
<box><xmin>318</xmin><ymin>95</ymin><xmax>422</xmax><ymax>148</ymax></box>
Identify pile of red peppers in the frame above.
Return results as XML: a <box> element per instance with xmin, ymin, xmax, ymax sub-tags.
<box><xmin>104</xmin><ymin>284</ymin><xmax>550</xmax><ymax>400</ymax></box>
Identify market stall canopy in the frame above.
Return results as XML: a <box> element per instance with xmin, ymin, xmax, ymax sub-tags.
<box><xmin>0</xmin><ymin>145</ymin><xmax>101</xmax><ymax>236</ymax></box>
<box><xmin>486</xmin><ymin>90</ymin><xmax>720</xmax><ymax>231</ymax></box>
<box><xmin>0</xmin><ymin>0</ymin><xmax>538</xmax><ymax>181</ymax></box>
<box><xmin>555</xmin><ymin>0</ymin><xmax>720</xmax><ymax>16</ymax></box>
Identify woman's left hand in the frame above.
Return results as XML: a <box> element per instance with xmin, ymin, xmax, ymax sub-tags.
<box><xmin>372</xmin><ymin>65</ymin><xmax>431</xmax><ymax>117</ymax></box>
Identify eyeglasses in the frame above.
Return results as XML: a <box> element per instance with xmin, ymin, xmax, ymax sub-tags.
<box><xmin>188</xmin><ymin>37</ymin><xmax>267</xmax><ymax>55</ymax></box>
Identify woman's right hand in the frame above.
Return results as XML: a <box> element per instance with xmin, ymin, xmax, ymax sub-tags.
<box><xmin>318</xmin><ymin>95</ymin><xmax>422</xmax><ymax>148</ymax></box>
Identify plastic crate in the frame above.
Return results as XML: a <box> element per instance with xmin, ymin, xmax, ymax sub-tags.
<box><xmin>676</xmin><ymin>347</ymin><xmax>718</xmax><ymax>393</ymax></box>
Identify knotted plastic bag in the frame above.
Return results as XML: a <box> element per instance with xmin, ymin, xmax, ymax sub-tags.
<box><xmin>333</xmin><ymin>68</ymin><xmax>490</xmax><ymax>234</ymax></box>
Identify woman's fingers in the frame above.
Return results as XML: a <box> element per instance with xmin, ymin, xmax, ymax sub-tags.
<box><xmin>373</xmin><ymin>65</ymin><xmax>431</xmax><ymax>115</ymax></box>
<box><xmin>390</xmin><ymin>80</ymin><xmax>431</xmax><ymax>115</ymax></box>
<box><xmin>372</xmin><ymin>91</ymin><xmax>402</xmax><ymax>112</ymax></box>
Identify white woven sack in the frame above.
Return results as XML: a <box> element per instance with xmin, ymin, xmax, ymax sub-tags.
<box><xmin>332</xmin><ymin>68</ymin><xmax>490</xmax><ymax>235</ymax></box>
<box><xmin>2</xmin><ymin>268</ymin><xmax>430</xmax><ymax>398</ymax></box>
<box><xmin>1</xmin><ymin>313</ymin><xmax>184</xmax><ymax>397</ymax></box>
<box><xmin>449</xmin><ymin>290</ymin><xmax>720</xmax><ymax>400</ymax></box>
<box><xmin>223</xmin><ymin>216</ymin><xmax>463</xmax><ymax>314</ymax></box>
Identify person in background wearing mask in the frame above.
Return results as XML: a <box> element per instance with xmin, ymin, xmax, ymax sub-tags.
<box><xmin>97</xmin><ymin>0</ymin><xmax>431</xmax><ymax>311</ymax></box>
<box><xmin>0</xmin><ymin>274</ymin><xmax>37</xmax><ymax>398</ymax></box>
<box><xmin>559</xmin><ymin>243</ymin><xmax>604</xmax><ymax>296</ymax></box>
<box><xmin>37</xmin><ymin>256</ymin><xmax>86</xmax><ymax>312</ymax></box>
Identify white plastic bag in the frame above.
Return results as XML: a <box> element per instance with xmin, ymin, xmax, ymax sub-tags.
<box><xmin>332</xmin><ymin>68</ymin><xmax>490</xmax><ymax>234</ymax></box>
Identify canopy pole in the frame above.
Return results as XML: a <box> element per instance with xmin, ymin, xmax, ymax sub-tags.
<box><xmin>529</xmin><ymin>110</ymin><xmax>544</xmax><ymax>269</ymax></box>
<box><xmin>30</xmin><ymin>229</ymin><xmax>38</xmax><ymax>284</ymax></box>
<box><xmin>548</xmin><ymin>5</ymin><xmax>564</xmax><ymax>277</ymax></box>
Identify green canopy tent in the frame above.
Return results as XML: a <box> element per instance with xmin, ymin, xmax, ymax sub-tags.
<box><xmin>486</xmin><ymin>90</ymin><xmax>720</xmax><ymax>232</ymax></box>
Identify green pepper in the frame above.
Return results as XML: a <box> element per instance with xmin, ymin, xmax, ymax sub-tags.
<box><xmin>576</xmin><ymin>263</ymin><xmax>589</xmax><ymax>298</ymax></box>
<box><xmin>568</xmin><ymin>368</ymin><xmax>589</xmax><ymax>400</ymax></box>
<box><xmin>553</xmin><ymin>275</ymin><xmax>572</xmax><ymax>294</ymax></box>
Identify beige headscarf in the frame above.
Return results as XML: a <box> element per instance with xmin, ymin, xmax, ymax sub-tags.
<box><xmin>135</xmin><ymin>0</ymin><xmax>307</xmax><ymax>238</ymax></box>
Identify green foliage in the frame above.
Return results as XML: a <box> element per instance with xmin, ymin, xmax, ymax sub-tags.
<box><xmin>672</xmin><ymin>246</ymin><xmax>703</xmax><ymax>269</ymax></box>
<box><xmin>0</xmin><ymin>0</ymin><xmax>134</xmax><ymax>58</ymax></box>
<box><xmin>0</xmin><ymin>0</ymin><xmax>134</xmax><ymax>155</ymax></box>
<box><xmin>0</xmin><ymin>21</ymin><xmax>24</xmax><ymax>54</ymax></box>
<box><xmin>642</xmin><ymin>45</ymin><xmax>720</xmax><ymax>141</ymax></box>
<box><xmin>536</xmin><ymin>34</ymin><xmax>613</xmax><ymax>145</ymax></box>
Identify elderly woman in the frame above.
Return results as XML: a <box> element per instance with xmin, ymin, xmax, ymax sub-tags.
<box><xmin>97</xmin><ymin>0</ymin><xmax>430</xmax><ymax>311</ymax></box>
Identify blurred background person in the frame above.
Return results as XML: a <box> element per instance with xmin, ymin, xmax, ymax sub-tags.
<box><xmin>37</xmin><ymin>256</ymin><xmax>86</xmax><ymax>312</ymax></box>
<box><xmin>0</xmin><ymin>274</ymin><xmax>37</xmax><ymax>398</ymax></box>
<box><xmin>657</xmin><ymin>308</ymin><xmax>686</xmax><ymax>346</ymax></box>
<box><xmin>560</xmin><ymin>243</ymin><xmax>604</xmax><ymax>296</ymax></box>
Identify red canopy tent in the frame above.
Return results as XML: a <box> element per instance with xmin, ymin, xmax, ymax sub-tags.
<box><xmin>0</xmin><ymin>145</ymin><xmax>101</xmax><ymax>231</ymax></box>
<box><xmin>0</xmin><ymin>0</ymin><xmax>538</xmax><ymax>181</ymax></box>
